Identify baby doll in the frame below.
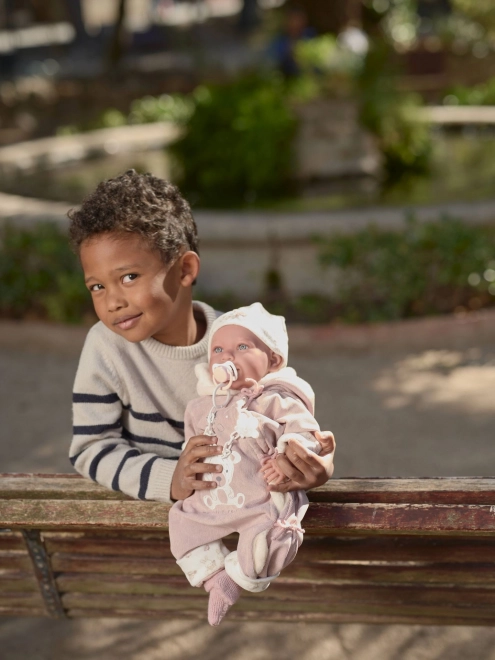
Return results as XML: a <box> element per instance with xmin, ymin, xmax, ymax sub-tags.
<box><xmin>169</xmin><ymin>303</ymin><xmax>325</xmax><ymax>626</ymax></box>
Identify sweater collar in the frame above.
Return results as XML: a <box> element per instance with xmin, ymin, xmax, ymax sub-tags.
<box><xmin>140</xmin><ymin>301</ymin><xmax>219</xmax><ymax>360</ymax></box>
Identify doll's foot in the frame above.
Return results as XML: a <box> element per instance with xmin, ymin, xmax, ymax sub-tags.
<box><xmin>204</xmin><ymin>569</ymin><xmax>241</xmax><ymax>626</ymax></box>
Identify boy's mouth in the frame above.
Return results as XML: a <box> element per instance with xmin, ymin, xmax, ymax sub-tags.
<box><xmin>114</xmin><ymin>313</ymin><xmax>143</xmax><ymax>330</ymax></box>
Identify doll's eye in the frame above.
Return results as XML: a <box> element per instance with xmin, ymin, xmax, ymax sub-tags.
<box><xmin>238</xmin><ymin>343</ymin><xmax>249</xmax><ymax>351</ymax></box>
<box><xmin>122</xmin><ymin>273</ymin><xmax>138</xmax><ymax>284</ymax></box>
<box><xmin>213</xmin><ymin>347</ymin><xmax>223</xmax><ymax>353</ymax></box>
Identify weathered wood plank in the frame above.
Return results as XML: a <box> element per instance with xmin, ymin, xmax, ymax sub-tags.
<box><xmin>58</xmin><ymin>577</ymin><xmax>495</xmax><ymax>606</ymax></box>
<box><xmin>0</xmin><ymin>574</ymin><xmax>38</xmax><ymax>592</ymax></box>
<box><xmin>4</xmin><ymin>500</ymin><xmax>495</xmax><ymax>535</ymax></box>
<box><xmin>0</xmin><ymin>551</ymin><xmax>32</xmax><ymax>571</ymax></box>
<box><xmin>45</xmin><ymin>537</ymin><xmax>173</xmax><ymax>558</ymax></box>
<box><xmin>0</xmin><ymin>607</ymin><xmax>47</xmax><ymax>618</ymax></box>
<box><xmin>51</xmin><ymin>553</ymin><xmax>180</xmax><ymax>576</ymax></box>
<box><xmin>60</xmin><ymin>590</ymin><xmax>495</xmax><ymax>620</ymax></box>
<box><xmin>283</xmin><ymin>562</ymin><xmax>495</xmax><ymax>586</ymax></box>
<box><xmin>55</xmin><ymin>562</ymin><xmax>495</xmax><ymax>595</ymax></box>
<box><xmin>43</xmin><ymin>534</ymin><xmax>495</xmax><ymax>564</ymax></box>
<box><xmin>65</xmin><ymin>607</ymin><xmax>495</xmax><ymax>626</ymax></box>
<box><xmin>0</xmin><ymin>592</ymin><xmax>44</xmax><ymax>608</ymax></box>
<box><xmin>0</xmin><ymin>531</ymin><xmax>25</xmax><ymax>551</ymax></box>
<box><xmin>3</xmin><ymin>475</ymin><xmax>495</xmax><ymax>504</ymax></box>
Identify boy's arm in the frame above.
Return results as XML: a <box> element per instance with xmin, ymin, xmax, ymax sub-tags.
<box><xmin>70</xmin><ymin>328</ymin><xmax>177</xmax><ymax>503</ymax></box>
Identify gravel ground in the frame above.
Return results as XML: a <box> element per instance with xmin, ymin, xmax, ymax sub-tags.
<box><xmin>1</xmin><ymin>316</ymin><xmax>495</xmax><ymax>660</ymax></box>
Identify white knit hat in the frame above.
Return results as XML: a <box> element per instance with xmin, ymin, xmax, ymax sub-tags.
<box><xmin>208</xmin><ymin>303</ymin><xmax>288</xmax><ymax>368</ymax></box>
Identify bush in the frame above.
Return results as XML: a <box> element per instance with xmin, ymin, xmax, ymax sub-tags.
<box><xmin>444</xmin><ymin>77</ymin><xmax>495</xmax><ymax>106</ymax></box>
<box><xmin>170</xmin><ymin>75</ymin><xmax>297</xmax><ymax>207</ymax></box>
<box><xmin>317</xmin><ymin>216</ymin><xmax>495</xmax><ymax>322</ymax></box>
<box><xmin>0</xmin><ymin>222</ymin><xmax>93</xmax><ymax>323</ymax></box>
<box><xmin>358</xmin><ymin>41</ymin><xmax>431</xmax><ymax>180</ymax></box>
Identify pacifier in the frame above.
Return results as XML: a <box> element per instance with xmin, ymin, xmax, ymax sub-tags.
<box><xmin>212</xmin><ymin>361</ymin><xmax>238</xmax><ymax>388</ymax></box>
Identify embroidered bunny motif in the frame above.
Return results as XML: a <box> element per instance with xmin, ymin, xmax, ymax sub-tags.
<box><xmin>203</xmin><ymin>449</ymin><xmax>245</xmax><ymax>510</ymax></box>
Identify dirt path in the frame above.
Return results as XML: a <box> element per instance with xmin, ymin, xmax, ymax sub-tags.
<box><xmin>1</xmin><ymin>315</ymin><xmax>495</xmax><ymax>659</ymax></box>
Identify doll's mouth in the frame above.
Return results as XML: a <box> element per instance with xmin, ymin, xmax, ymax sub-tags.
<box><xmin>114</xmin><ymin>313</ymin><xmax>143</xmax><ymax>330</ymax></box>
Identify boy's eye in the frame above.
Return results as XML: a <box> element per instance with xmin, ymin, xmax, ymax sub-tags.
<box><xmin>89</xmin><ymin>283</ymin><xmax>104</xmax><ymax>292</ymax></box>
<box><xmin>238</xmin><ymin>343</ymin><xmax>249</xmax><ymax>351</ymax></box>
<box><xmin>122</xmin><ymin>273</ymin><xmax>138</xmax><ymax>284</ymax></box>
<box><xmin>213</xmin><ymin>347</ymin><xmax>223</xmax><ymax>353</ymax></box>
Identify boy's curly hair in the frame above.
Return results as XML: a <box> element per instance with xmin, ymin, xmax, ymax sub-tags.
<box><xmin>68</xmin><ymin>170</ymin><xmax>199</xmax><ymax>263</ymax></box>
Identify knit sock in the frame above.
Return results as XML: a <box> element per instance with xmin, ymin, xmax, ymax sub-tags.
<box><xmin>204</xmin><ymin>569</ymin><xmax>242</xmax><ymax>627</ymax></box>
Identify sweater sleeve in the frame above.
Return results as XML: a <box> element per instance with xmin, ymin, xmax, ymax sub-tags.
<box><xmin>70</xmin><ymin>327</ymin><xmax>177</xmax><ymax>503</ymax></box>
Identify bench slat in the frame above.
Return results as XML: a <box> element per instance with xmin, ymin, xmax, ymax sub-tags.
<box><xmin>60</xmin><ymin>590</ymin><xmax>495</xmax><ymax>620</ymax></box>
<box><xmin>0</xmin><ymin>592</ymin><xmax>44</xmax><ymax>608</ymax></box>
<box><xmin>2</xmin><ymin>474</ymin><xmax>495</xmax><ymax>504</ymax></box>
<box><xmin>0</xmin><ymin>574</ymin><xmax>39</xmax><ymax>592</ymax></box>
<box><xmin>0</xmin><ymin>530</ymin><xmax>25</xmax><ymax>551</ymax></box>
<box><xmin>4</xmin><ymin>500</ymin><xmax>495</xmax><ymax>534</ymax></box>
<box><xmin>0</xmin><ymin>551</ymin><xmax>32</xmax><ymax>571</ymax></box>
<box><xmin>54</xmin><ymin>562</ymin><xmax>495</xmax><ymax>593</ymax></box>
<box><xmin>65</xmin><ymin>607</ymin><xmax>495</xmax><ymax>625</ymax></box>
<box><xmin>43</xmin><ymin>533</ymin><xmax>495</xmax><ymax>563</ymax></box>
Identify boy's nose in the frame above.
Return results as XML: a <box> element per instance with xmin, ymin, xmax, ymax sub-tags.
<box><xmin>107</xmin><ymin>291</ymin><xmax>127</xmax><ymax>312</ymax></box>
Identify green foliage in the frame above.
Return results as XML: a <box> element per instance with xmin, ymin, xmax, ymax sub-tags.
<box><xmin>0</xmin><ymin>222</ymin><xmax>92</xmax><ymax>323</ymax></box>
<box><xmin>128</xmin><ymin>94</ymin><xmax>194</xmax><ymax>125</ymax></box>
<box><xmin>444</xmin><ymin>77</ymin><xmax>495</xmax><ymax>105</ymax></box>
<box><xmin>359</xmin><ymin>41</ymin><xmax>431</xmax><ymax>179</ymax></box>
<box><xmin>317</xmin><ymin>216</ymin><xmax>495</xmax><ymax>322</ymax></box>
<box><xmin>169</xmin><ymin>75</ymin><xmax>297</xmax><ymax>207</ymax></box>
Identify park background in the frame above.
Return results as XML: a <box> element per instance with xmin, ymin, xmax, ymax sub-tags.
<box><xmin>1</xmin><ymin>1</ymin><xmax>495</xmax><ymax>658</ymax></box>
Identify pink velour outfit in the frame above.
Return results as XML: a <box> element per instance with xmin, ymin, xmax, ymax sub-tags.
<box><xmin>169</xmin><ymin>364</ymin><xmax>321</xmax><ymax>593</ymax></box>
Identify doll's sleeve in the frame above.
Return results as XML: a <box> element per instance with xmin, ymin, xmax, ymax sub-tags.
<box><xmin>267</xmin><ymin>392</ymin><xmax>321</xmax><ymax>455</ymax></box>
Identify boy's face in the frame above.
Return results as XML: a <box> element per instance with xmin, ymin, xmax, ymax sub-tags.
<box><xmin>80</xmin><ymin>232</ymin><xmax>188</xmax><ymax>344</ymax></box>
<box><xmin>209</xmin><ymin>326</ymin><xmax>282</xmax><ymax>390</ymax></box>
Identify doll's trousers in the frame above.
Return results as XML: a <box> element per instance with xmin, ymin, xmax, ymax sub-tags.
<box><xmin>170</xmin><ymin>491</ymin><xmax>308</xmax><ymax>591</ymax></box>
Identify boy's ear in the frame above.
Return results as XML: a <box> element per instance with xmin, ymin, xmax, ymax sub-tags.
<box><xmin>268</xmin><ymin>352</ymin><xmax>284</xmax><ymax>373</ymax></box>
<box><xmin>178</xmin><ymin>251</ymin><xmax>200</xmax><ymax>287</ymax></box>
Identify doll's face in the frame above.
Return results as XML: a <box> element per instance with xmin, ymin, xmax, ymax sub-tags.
<box><xmin>209</xmin><ymin>326</ymin><xmax>283</xmax><ymax>390</ymax></box>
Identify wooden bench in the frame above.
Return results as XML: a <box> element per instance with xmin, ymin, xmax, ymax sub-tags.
<box><xmin>2</xmin><ymin>474</ymin><xmax>495</xmax><ymax>625</ymax></box>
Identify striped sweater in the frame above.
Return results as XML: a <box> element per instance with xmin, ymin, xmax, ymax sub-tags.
<box><xmin>70</xmin><ymin>301</ymin><xmax>219</xmax><ymax>503</ymax></box>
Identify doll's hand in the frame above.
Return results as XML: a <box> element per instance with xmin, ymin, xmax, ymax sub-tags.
<box><xmin>268</xmin><ymin>436</ymin><xmax>335</xmax><ymax>493</ymax></box>
<box><xmin>260</xmin><ymin>457</ymin><xmax>288</xmax><ymax>486</ymax></box>
<box><xmin>170</xmin><ymin>434</ymin><xmax>223</xmax><ymax>501</ymax></box>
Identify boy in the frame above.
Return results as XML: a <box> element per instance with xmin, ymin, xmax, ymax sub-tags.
<box><xmin>69</xmin><ymin>170</ymin><xmax>334</xmax><ymax>504</ymax></box>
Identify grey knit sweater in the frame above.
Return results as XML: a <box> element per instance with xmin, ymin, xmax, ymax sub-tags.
<box><xmin>70</xmin><ymin>301</ymin><xmax>219</xmax><ymax>503</ymax></box>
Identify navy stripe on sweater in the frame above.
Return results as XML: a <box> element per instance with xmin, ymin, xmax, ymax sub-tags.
<box><xmin>122</xmin><ymin>427</ymin><xmax>183</xmax><ymax>450</ymax></box>
<box><xmin>123</xmin><ymin>405</ymin><xmax>184</xmax><ymax>429</ymax></box>
<box><xmin>89</xmin><ymin>443</ymin><xmax>118</xmax><ymax>480</ymax></box>
<box><xmin>73</xmin><ymin>393</ymin><xmax>120</xmax><ymax>404</ymax></box>
<box><xmin>111</xmin><ymin>448</ymin><xmax>141</xmax><ymax>491</ymax></box>
<box><xmin>138</xmin><ymin>456</ymin><xmax>161</xmax><ymax>500</ymax></box>
<box><xmin>73</xmin><ymin>420</ymin><xmax>122</xmax><ymax>435</ymax></box>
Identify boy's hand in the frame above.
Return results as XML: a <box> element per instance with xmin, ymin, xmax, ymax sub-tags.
<box><xmin>170</xmin><ymin>434</ymin><xmax>223</xmax><ymax>501</ymax></box>
<box><xmin>268</xmin><ymin>431</ymin><xmax>336</xmax><ymax>493</ymax></box>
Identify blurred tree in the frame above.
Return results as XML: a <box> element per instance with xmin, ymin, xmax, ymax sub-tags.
<box><xmin>108</xmin><ymin>0</ymin><xmax>128</xmax><ymax>68</ymax></box>
<box><xmin>238</xmin><ymin>0</ymin><xmax>259</xmax><ymax>33</ymax></box>
<box><xmin>452</xmin><ymin>0</ymin><xmax>495</xmax><ymax>36</ymax></box>
<box><xmin>294</xmin><ymin>0</ymin><xmax>362</xmax><ymax>34</ymax></box>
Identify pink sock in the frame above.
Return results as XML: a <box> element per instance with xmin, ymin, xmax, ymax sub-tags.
<box><xmin>204</xmin><ymin>569</ymin><xmax>241</xmax><ymax>626</ymax></box>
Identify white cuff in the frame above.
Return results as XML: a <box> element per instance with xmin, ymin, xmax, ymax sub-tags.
<box><xmin>276</xmin><ymin>432</ymin><xmax>321</xmax><ymax>455</ymax></box>
<box><xmin>225</xmin><ymin>551</ymin><xmax>279</xmax><ymax>593</ymax></box>
<box><xmin>176</xmin><ymin>540</ymin><xmax>230</xmax><ymax>587</ymax></box>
